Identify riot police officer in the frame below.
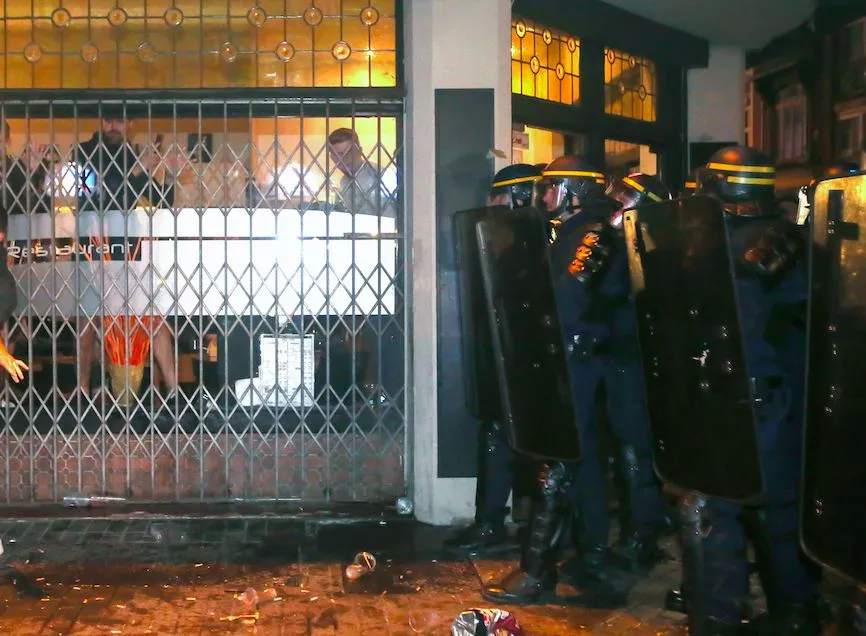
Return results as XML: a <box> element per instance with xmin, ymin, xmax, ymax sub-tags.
<box><xmin>796</xmin><ymin>161</ymin><xmax>859</xmax><ymax>225</ymax></box>
<box><xmin>483</xmin><ymin>156</ymin><xmax>629</xmax><ymax>605</ymax></box>
<box><xmin>445</xmin><ymin>163</ymin><xmax>542</xmax><ymax>553</ymax></box>
<box><xmin>687</xmin><ymin>146</ymin><xmax>821</xmax><ymax>634</ymax></box>
<box><xmin>597</xmin><ymin>173</ymin><xmax>673</xmax><ymax>570</ymax></box>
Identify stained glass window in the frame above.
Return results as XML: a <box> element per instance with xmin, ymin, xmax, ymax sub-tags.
<box><xmin>511</xmin><ymin>18</ymin><xmax>580</xmax><ymax>106</ymax></box>
<box><xmin>0</xmin><ymin>1</ymin><xmax>397</xmax><ymax>90</ymax></box>
<box><xmin>604</xmin><ymin>47</ymin><xmax>656</xmax><ymax>122</ymax></box>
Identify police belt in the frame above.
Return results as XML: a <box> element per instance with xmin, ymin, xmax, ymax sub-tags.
<box><xmin>568</xmin><ymin>333</ymin><xmax>639</xmax><ymax>361</ymax></box>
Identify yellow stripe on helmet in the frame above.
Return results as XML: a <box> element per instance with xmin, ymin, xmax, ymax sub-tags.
<box><xmin>492</xmin><ymin>175</ymin><xmax>542</xmax><ymax>188</ymax></box>
<box><xmin>684</xmin><ymin>181</ymin><xmax>697</xmax><ymax>188</ymax></box>
<box><xmin>623</xmin><ymin>176</ymin><xmax>662</xmax><ymax>201</ymax></box>
<box><xmin>707</xmin><ymin>162</ymin><xmax>775</xmax><ymax>174</ymax></box>
<box><xmin>727</xmin><ymin>176</ymin><xmax>776</xmax><ymax>186</ymax></box>
<box><xmin>542</xmin><ymin>170</ymin><xmax>606</xmax><ymax>180</ymax></box>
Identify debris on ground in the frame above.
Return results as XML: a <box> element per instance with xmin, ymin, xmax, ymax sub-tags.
<box><xmin>451</xmin><ymin>608</ymin><xmax>524</xmax><ymax>636</ymax></box>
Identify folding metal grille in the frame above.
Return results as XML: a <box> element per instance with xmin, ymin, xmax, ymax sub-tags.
<box><xmin>0</xmin><ymin>98</ymin><xmax>406</xmax><ymax>504</ymax></box>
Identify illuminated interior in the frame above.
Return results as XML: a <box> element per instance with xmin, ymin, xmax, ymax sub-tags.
<box><xmin>605</xmin><ymin>139</ymin><xmax>658</xmax><ymax>183</ymax></box>
<box><xmin>0</xmin><ymin>1</ymin><xmax>397</xmax><ymax>89</ymax></box>
<box><xmin>512</xmin><ymin>124</ymin><xmax>568</xmax><ymax>166</ymax></box>
<box><xmin>4</xmin><ymin>115</ymin><xmax>397</xmax><ymax>210</ymax></box>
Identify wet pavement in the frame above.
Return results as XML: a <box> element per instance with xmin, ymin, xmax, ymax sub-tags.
<box><xmin>0</xmin><ymin>510</ymin><xmax>698</xmax><ymax>634</ymax></box>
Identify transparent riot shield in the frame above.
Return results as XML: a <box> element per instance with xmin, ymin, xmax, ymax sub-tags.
<box><xmin>802</xmin><ymin>173</ymin><xmax>866</xmax><ymax>585</ymax></box>
<box><xmin>475</xmin><ymin>209</ymin><xmax>581</xmax><ymax>462</ymax></box>
<box><xmin>623</xmin><ymin>195</ymin><xmax>762</xmax><ymax>502</ymax></box>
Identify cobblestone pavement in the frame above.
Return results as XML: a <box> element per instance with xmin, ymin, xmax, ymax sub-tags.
<box><xmin>0</xmin><ymin>516</ymin><xmax>696</xmax><ymax>634</ymax></box>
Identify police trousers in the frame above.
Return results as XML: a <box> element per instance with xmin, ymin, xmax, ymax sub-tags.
<box><xmin>700</xmin><ymin>383</ymin><xmax>817</xmax><ymax>622</ymax></box>
<box><xmin>566</xmin><ymin>355</ymin><xmax>660</xmax><ymax>546</ymax></box>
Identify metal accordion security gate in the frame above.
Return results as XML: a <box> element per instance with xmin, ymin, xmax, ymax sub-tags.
<box><xmin>0</xmin><ymin>97</ymin><xmax>407</xmax><ymax>504</ymax></box>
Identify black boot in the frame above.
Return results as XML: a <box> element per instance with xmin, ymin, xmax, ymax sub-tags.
<box><xmin>443</xmin><ymin>517</ymin><xmax>509</xmax><ymax>553</ymax></box>
<box><xmin>609</xmin><ymin>530</ymin><xmax>670</xmax><ymax>572</ymax></box>
<box><xmin>666</xmin><ymin>587</ymin><xmax>688</xmax><ymax>614</ymax></box>
<box><xmin>610</xmin><ymin>445</ymin><xmax>668</xmax><ymax>572</ymax></box>
<box><xmin>482</xmin><ymin>463</ymin><xmax>567</xmax><ymax>605</ymax></box>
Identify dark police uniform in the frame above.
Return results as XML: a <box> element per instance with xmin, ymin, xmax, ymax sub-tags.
<box><xmin>483</xmin><ymin>156</ymin><xmax>628</xmax><ymax>605</ymax></box>
<box><xmin>691</xmin><ymin>147</ymin><xmax>821</xmax><ymax>634</ymax></box>
<box><xmin>445</xmin><ymin>163</ymin><xmax>542</xmax><ymax>554</ymax></box>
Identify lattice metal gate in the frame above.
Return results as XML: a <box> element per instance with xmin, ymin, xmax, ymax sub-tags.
<box><xmin>0</xmin><ymin>98</ymin><xmax>406</xmax><ymax>503</ymax></box>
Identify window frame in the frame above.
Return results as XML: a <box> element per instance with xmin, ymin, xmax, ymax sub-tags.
<box><xmin>775</xmin><ymin>84</ymin><xmax>808</xmax><ymax>164</ymax></box>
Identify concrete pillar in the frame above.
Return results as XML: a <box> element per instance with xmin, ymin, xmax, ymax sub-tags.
<box><xmin>687</xmin><ymin>45</ymin><xmax>746</xmax><ymax>161</ymax></box>
<box><xmin>405</xmin><ymin>0</ymin><xmax>513</xmax><ymax>525</ymax></box>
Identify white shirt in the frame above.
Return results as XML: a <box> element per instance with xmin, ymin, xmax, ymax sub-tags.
<box><xmin>336</xmin><ymin>162</ymin><xmax>397</xmax><ymax>218</ymax></box>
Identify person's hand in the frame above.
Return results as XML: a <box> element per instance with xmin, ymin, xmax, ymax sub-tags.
<box><xmin>0</xmin><ymin>344</ymin><xmax>28</xmax><ymax>383</ymax></box>
<box><xmin>132</xmin><ymin>143</ymin><xmax>160</xmax><ymax>177</ymax></box>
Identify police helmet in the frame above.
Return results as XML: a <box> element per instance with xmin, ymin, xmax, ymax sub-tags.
<box><xmin>606</xmin><ymin>173</ymin><xmax>671</xmax><ymax>211</ymax></box>
<box><xmin>539</xmin><ymin>155</ymin><xmax>607</xmax><ymax>215</ymax></box>
<box><xmin>681</xmin><ymin>168</ymin><xmax>701</xmax><ymax>197</ymax></box>
<box><xmin>489</xmin><ymin>163</ymin><xmax>542</xmax><ymax>209</ymax></box>
<box><xmin>699</xmin><ymin>146</ymin><xmax>776</xmax><ymax>214</ymax></box>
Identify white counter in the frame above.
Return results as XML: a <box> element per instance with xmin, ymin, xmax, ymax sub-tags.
<box><xmin>6</xmin><ymin>208</ymin><xmax>399</xmax><ymax>318</ymax></box>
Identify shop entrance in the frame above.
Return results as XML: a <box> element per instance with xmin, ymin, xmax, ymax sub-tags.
<box><xmin>0</xmin><ymin>98</ymin><xmax>406</xmax><ymax>504</ymax></box>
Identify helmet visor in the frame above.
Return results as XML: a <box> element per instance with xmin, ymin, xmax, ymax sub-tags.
<box><xmin>605</xmin><ymin>181</ymin><xmax>641</xmax><ymax>212</ymax></box>
<box><xmin>537</xmin><ymin>178</ymin><xmax>568</xmax><ymax>213</ymax></box>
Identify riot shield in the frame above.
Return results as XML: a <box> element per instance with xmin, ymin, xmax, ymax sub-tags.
<box><xmin>475</xmin><ymin>208</ymin><xmax>581</xmax><ymax>462</ymax></box>
<box><xmin>623</xmin><ymin>195</ymin><xmax>763</xmax><ymax>502</ymax></box>
<box><xmin>802</xmin><ymin>174</ymin><xmax>866</xmax><ymax>585</ymax></box>
<box><xmin>453</xmin><ymin>206</ymin><xmax>507</xmax><ymax>421</ymax></box>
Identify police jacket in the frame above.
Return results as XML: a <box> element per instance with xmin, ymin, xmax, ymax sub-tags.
<box><xmin>76</xmin><ymin>134</ymin><xmax>175</xmax><ymax>212</ymax></box>
<box><xmin>549</xmin><ymin>200</ymin><xmax>636</xmax><ymax>354</ymax></box>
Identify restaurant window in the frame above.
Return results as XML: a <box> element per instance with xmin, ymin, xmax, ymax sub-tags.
<box><xmin>776</xmin><ymin>84</ymin><xmax>807</xmax><ymax>163</ymax></box>
<box><xmin>512</xmin><ymin>124</ymin><xmax>583</xmax><ymax>166</ymax></box>
<box><xmin>604</xmin><ymin>139</ymin><xmax>658</xmax><ymax>184</ymax></box>
<box><xmin>511</xmin><ymin>18</ymin><xmax>580</xmax><ymax>106</ymax></box>
<box><xmin>604</xmin><ymin>47</ymin><xmax>656</xmax><ymax>122</ymax></box>
<box><xmin>0</xmin><ymin>0</ymin><xmax>397</xmax><ymax>89</ymax></box>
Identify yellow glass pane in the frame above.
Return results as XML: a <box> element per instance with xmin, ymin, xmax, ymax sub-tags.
<box><xmin>229</xmin><ymin>0</ymin><xmax>254</xmax><ymax>16</ymax></box>
<box><xmin>201</xmin><ymin>22</ymin><xmax>226</xmax><ymax>54</ymax></box>
<box><xmin>343</xmin><ymin>0</ymin><xmax>373</xmax><ymax>12</ymax></box>
<box><xmin>5</xmin><ymin>26</ymin><xmax>30</xmax><ymax>56</ymax></box>
<box><xmin>120</xmin><ymin>1</ymin><xmax>147</xmax><ymax>18</ymax></box>
<box><xmin>375</xmin><ymin>0</ymin><xmax>395</xmax><ymax>15</ymax></box>
<box><xmin>511</xmin><ymin>59</ymin><xmax>521</xmax><ymax>93</ymax></box>
<box><xmin>286</xmin><ymin>51</ymin><xmax>313</xmax><ymax>86</ymax></box>
<box><xmin>342</xmin><ymin>55</ymin><xmax>370</xmax><ymax>88</ymax></box>
<box><xmin>201</xmin><ymin>53</ymin><xmax>225</xmax><ymax>88</ymax></box>
<box><xmin>90</xmin><ymin>54</ymin><xmax>120</xmax><ymax>89</ymax></box>
<box><xmin>259</xmin><ymin>0</ymin><xmax>289</xmax><ymax>14</ymax></box>
<box><xmin>313</xmin><ymin>51</ymin><xmax>341</xmax><ymax>87</ymax></box>
<box><xmin>316</xmin><ymin>0</ymin><xmax>342</xmax><ymax>15</ymax></box>
<box><xmin>118</xmin><ymin>52</ymin><xmax>147</xmax><ymax>88</ymax></box>
<box><xmin>314</xmin><ymin>18</ymin><xmax>342</xmax><ymax>51</ymax></box>
<box><xmin>286</xmin><ymin>18</ymin><xmax>313</xmax><ymax>51</ymax></box>
<box><xmin>369</xmin><ymin>16</ymin><xmax>394</xmax><ymax>51</ymax></box>
<box><xmin>520</xmin><ymin>32</ymin><xmax>533</xmax><ymax>61</ymax></box>
<box><xmin>145</xmin><ymin>0</ymin><xmax>171</xmax><ymax>18</ymax></box>
<box><xmin>533</xmin><ymin>34</ymin><xmax>546</xmax><ymax>67</ymax></box>
<box><xmin>521</xmin><ymin>63</ymin><xmax>534</xmax><ymax>98</ymax></box>
<box><xmin>370</xmin><ymin>51</ymin><xmax>395</xmax><ymax>86</ymax></box>
<box><xmin>171</xmin><ymin>53</ymin><xmax>201</xmax><ymax>88</ymax></box>
<box><xmin>572</xmin><ymin>77</ymin><xmax>580</xmax><ymax>104</ymax></box>
<box><xmin>547</xmin><ymin>70</ymin><xmax>560</xmax><ymax>103</ymax></box>
<box><xmin>285</xmin><ymin>0</ymin><xmax>310</xmax><ymax>17</ymax></box>
<box><xmin>258</xmin><ymin>20</ymin><xmax>287</xmax><ymax>50</ymax></box>
<box><xmin>257</xmin><ymin>53</ymin><xmax>286</xmax><ymax>87</ymax></box>
<box><xmin>229</xmin><ymin>18</ymin><xmax>256</xmax><ymax>52</ymax></box>
<box><xmin>572</xmin><ymin>50</ymin><xmax>580</xmax><ymax>76</ymax></box>
<box><xmin>7</xmin><ymin>55</ymin><xmax>32</xmax><ymax>88</ymax></box>
<box><xmin>560</xmin><ymin>75</ymin><xmax>572</xmax><ymax>105</ymax></box>
<box><xmin>343</xmin><ymin>14</ymin><xmax>371</xmax><ymax>53</ymax></box>
<box><xmin>33</xmin><ymin>54</ymin><xmax>58</xmax><ymax>88</ymax></box>
<box><xmin>6</xmin><ymin>2</ymin><xmax>34</xmax><ymax>18</ymax></box>
<box><xmin>61</xmin><ymin>54</ymin><xmax>88</xmax><ymax>88</ymax></box>
<box><xmin>0</xmin><ymin>56</ymin><xmax>5</xmax><ymax>88</ymax></box>
<box><xmin>173</xmin><ymin>23</ymin><xmax>201</xmax><ymax>52</ymax></box>
<box><xmin>511</xmin><ymin>28</ymin><xmax>519</xmax><ymax>59</ymax></box>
